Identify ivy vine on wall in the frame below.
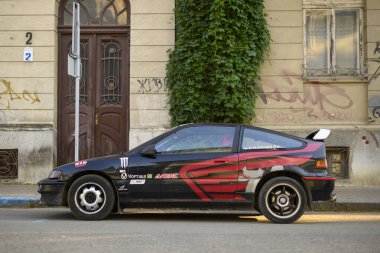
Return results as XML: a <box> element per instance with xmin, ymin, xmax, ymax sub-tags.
<box><xmin>166</xmin><ymin>0</ymin><xmax>271</xmax><ymax>126</ymax></box>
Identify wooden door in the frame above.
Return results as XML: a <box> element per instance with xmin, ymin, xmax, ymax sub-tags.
<box><xmin>94</xmin><ymin>34</ymin><xmax>129</xmax><ymax>158</ymax></box>
<box><xmin>58</xmin><ymin>33</ymin><xmax>129</xmax><ymax>165</ymax></box>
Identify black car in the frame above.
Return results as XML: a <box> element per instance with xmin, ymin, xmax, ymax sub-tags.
<box><xmin>38</xmin><ymin>124</ymin><xmax>335</xmax><ymax>223</ymax></box>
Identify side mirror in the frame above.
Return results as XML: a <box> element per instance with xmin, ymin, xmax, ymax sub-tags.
<box><xmin>140</xmin><ymin>144</ymin><xmax>157</xmax><ymax>157</ymax></box>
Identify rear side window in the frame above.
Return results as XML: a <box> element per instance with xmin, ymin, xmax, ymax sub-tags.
<box><xmin>241</xmin><ymin>128</ymin><xmax>304</xmax><ymax>151</ymax></box>
<box><xmin>156</xmin><ymin>126</ymin><xmax>235</xmax><ymax>154</ymax></box>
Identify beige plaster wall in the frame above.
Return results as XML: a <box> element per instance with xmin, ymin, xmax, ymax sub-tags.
<box><xmin>129</xmin><ymin>0</ymin><xmax>174</xmax><ymax>148</ymax></box>
<box><xmin>0</xmin><ymin>0</ymin><xmax>57</xmax><ymax>125</ymax></box>
<box><xmin>256</xmin><ymin>0</ymin><xmax>304</xmax><ymax>125</ymax></box>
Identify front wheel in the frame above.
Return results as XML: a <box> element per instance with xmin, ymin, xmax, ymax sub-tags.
<box><xmin>68</xmin><ymin>175</ymin><xmax>115</xmax><ymax>220</ymax></box>
<box><xmin>258</xmin><ymin>177</ymin><xmax>306</xmax><ymax>224</ymax></box>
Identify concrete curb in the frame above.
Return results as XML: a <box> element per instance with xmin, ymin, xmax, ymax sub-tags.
<box><xmin>0</xmin><ymin>197</ymin><xmax>41</xmax><ymax>208</ymax></box>
<box><xmin>312</xmin><ymin>202</ymin><xmax>380</xmax><ymax>212</ymax></box>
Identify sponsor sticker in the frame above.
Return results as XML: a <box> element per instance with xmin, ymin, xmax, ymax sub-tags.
<box><xmin>121</xmin><ymin>173</ymin><xmax>128</xmax><ymax>180</ymax></box>
<box><xmin>155</xmin><ymin>173</ymin><xmax>179</xmax><ymax>179</ymax></box>
<box><xmin>128</xmin><ymin>174</ymin><xmax>146</xmax><ymax>179</ymax></box>
<box><xmin>130</xmin><ymin>179</ymin><xmax>145</xmax><ymax>185</ymax></box>
<box><xmin>243</xmin><ymin>145</ymin><xmax>280</xmax><ymax>150</ymax></box>
<box><xmin>75</xmin><ymin>161</ymin><xmax>87</xmax><ymax>168</ymax></box>
<box><xmin>118</xmin><ymin>185</ymin><xmax>128</xmax><ymax>191</ymax></box>
<box><xmin>120</xmin><ymin>157</ymin><xmax>129</xmax><ymax>169</ymax></box>
<box><xmin>147</xmin><ymin>174</ymin><xmax>153</xmax><ymax>179</ymax></box>
<box><xmin>120</xmin><ymin>173</ymin><xmax>147</xmax><ymax>180</ymax></box>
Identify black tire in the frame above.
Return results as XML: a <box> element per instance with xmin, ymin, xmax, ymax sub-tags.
<box><xmin>258</xmin><ymin>177</ymin><xmax>306</xmax><ymax>224</ymax></box>
<box><xmin>67</xmin><ymin>175</ymin><xmax>115</xmax><ymax>220</ymax></box>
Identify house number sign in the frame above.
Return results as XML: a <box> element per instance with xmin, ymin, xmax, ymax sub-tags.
<box><xmin>24</xmin><ymin>32</ymin><xmax>33</xmax><ymax>62</ymax></box>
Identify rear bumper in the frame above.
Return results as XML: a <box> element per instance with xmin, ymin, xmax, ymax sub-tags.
<box><xmin>304</xmin><ymin>176</ymin><xmax>336</xmax><ymax>202</ymax></box>
<box><xmin>38</xmin><ymin>178</ymin><xmax>67</xmax><ymax>206</ymax></box>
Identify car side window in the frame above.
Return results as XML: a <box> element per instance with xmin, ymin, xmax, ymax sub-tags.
<box><xmin>241</xmin><ymin>128</ymin><xmax>304</xmax><ymax>151</ymax></box>
<box><xmin>155</xmin><ymin>126</ymin><xmax>235</xmax><ymax>154</ymax></box>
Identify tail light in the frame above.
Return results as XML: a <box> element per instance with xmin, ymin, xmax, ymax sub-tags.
<box><xmin>316</xmin><ymin>159</ymin><xmax>328</xmax><ymax>169</ymax></box>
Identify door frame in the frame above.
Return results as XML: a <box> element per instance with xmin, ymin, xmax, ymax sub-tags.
<box><xmin>57</xmin><ymin>27</ymin><xmax>130</xmax><ymax>165</ymax></box>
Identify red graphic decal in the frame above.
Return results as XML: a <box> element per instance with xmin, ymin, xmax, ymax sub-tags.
<box><xmin>236</xmin><ymin>183</ymin><xmax>249</xmax><ymax>192</ymax></box>
<box><xmin>195</xmin><ymin>178</ymin><xmax>238</xmax><ymax>185</ymax></box>
<box><xmin>245</xmin><ymin>156</ymin><xmax>311</xmax><ymax>171</ymax></box>
<box><xmin>188</xmin><ymin>166</ymin><xmax>237</xmax><ymax>178</ymax></box>
<box><xmin>201</xmin><ymin>184</ymin><xmax>237</xmax><ymax>193</ymax></box>
<box><xmin>179</xmin><ymin>155</ymin><xmax>239</xmax><ymax>201</ymax></box>
<box><xmin>75</xmin><ymin>161</ymin><xmax>87</xmax><ymax>168</ymax></box>
<box><xmin>155</xmin><ymin>173</ymin><xmax>179</xmax><ymax>179</ymax></box>
<box><xmin>179</xmin><ymin>143</ymin><xmax>320</xmax><ymax>202</ymax></box>
<box><xmin>234</xmin><ymin>194</ymin><xmax>247</xmax><ymax>201</ymax></box>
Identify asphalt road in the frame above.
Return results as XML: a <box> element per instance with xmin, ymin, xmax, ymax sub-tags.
<box><xmin>1</xmin><ymin>208</ymin><xmax>380</xmax><ymax>253</ymax></box>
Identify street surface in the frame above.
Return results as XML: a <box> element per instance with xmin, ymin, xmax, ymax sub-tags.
<box><xmin>0</xmin><ymin>208</ymin><xmax>379</xmax><ymax>253</ymax></box>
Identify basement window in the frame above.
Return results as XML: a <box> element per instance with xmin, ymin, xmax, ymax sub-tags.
<box><xmin>0</xmin><ymin>149</ymin><xmax>18</xmax><ymax>179</ymax></box>
<box><xmin>326</xmin><ymin>147</ymin><xmax>349</xmax><ymax>179</ymax></box>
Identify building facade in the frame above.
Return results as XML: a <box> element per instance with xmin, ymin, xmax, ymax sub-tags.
<box><xmin>0</xmin><ymin>0</ymin><xmax>379</xmax><ymax>185</ymax></box>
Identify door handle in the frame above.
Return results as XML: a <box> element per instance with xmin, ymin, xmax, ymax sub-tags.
<box><xmin>95</xmin><ymin>113</ymin><xmax>99</xmax><ymax>125</ymax></box>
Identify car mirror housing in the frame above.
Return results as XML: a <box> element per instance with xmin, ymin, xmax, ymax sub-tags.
<box><xmin>140</xmin><ymin>144</ymin><xmax>157</xmax><ymax>157</ymax></box>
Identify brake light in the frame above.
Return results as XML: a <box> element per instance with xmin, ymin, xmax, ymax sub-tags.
<box><xmin>316</xmin><ymin>159</ymin><xmax>328</xmax><ymax>169</ymax></box>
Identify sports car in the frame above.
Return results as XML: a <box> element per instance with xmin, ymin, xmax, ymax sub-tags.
<box><xmin>38</xmin><ymin>123</ymin><xmax>335</xmax><ymax>223</ymax></box>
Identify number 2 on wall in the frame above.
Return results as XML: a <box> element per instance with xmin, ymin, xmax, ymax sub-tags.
<box><xmin>26</xmin><ymin>32</ymin><xmax>32</xmax><ymax>45</ymax></box>
<box><xmin>23</xmin><ymin>47</ymin><xmax>33</xmax><ymax>62</ymax></box>
<box><xmin>25</xmin><ymin>53</ymin><xmax>32</xmax><ymax>61</ymax></box>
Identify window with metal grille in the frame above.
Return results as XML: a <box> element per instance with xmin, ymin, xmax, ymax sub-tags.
<box><xmin>0</xmin><ymin>149</ymin><xmax>18</xmax><ymax>179</ymax></box>
<box><xmin>326</xmin><ymin>147</ymin><xmax>349</xmax><ymax>179</ymax></box>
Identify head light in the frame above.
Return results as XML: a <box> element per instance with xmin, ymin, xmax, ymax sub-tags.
<box><xmin>48</xmin><ymin>170</ymin><xmax>63</xmax><ymax>179</ymax></box>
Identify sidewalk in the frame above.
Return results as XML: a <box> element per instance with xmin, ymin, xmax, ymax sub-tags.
<box><xmin>312</xmin><ymin>185</ymin><xmax>380</xmax><ymax>212</ymax></box>
<box><xmin>0</xmin><ymin>184</ymin><xmax>40</xmax><ymax>207</ymax></box>
<box><xmin>0</xmin><ymin>184</ymin><xmax>379</xmax><ymax>211</ymax></box>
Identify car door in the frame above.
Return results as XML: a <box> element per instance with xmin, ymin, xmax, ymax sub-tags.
<box><xmin>127</xmin><ymin>125</ymin><xmax>240</xmax><ymax>201</ymax></box>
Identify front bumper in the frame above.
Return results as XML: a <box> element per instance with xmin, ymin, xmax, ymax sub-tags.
<box><xmin>38</xmin><ymin>178</ymin><xmax>67</xmax><ymax>206</ymax></box>
<box><xmin>304</xmin><ymin>176</ymin><xmax>336</xmax><ymax>201</ymax></box>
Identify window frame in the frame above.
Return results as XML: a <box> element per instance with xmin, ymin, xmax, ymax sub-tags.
<box><xmin>238</xmin><ymin>127</ymin><xmax>306</xmax><ymax>153</ymax></box>
<box><xmin>303</xmin><ymin>7</ymin><xmax>365</xmax><ymax>81</ymax></box>
<box><xmin>154</xmin><ymin>125</ymin><xmax>240</xmax><ymax>155</ymax></box>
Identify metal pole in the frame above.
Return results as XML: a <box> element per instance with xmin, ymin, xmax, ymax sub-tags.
<box><xmin>73</xmin><ymin>2</ymin><xmax>81</xmax><ymax>161</ymax></box>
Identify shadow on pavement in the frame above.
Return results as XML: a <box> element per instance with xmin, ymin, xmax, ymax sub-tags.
<box><xmin>42</xmin><ymin>210</ymin><xmax>261</xmax><ymax>223</ymax></box>
<box><xmin>108</xmin><ymin>212</ymin><xmax>261</xmax><ymax>223</ymax></box>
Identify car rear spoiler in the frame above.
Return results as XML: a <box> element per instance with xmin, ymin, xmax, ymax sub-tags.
<box><xmin>306</xmin><ymin>129</ymin><xmax>331</xmax><ymax>141</ymax></box>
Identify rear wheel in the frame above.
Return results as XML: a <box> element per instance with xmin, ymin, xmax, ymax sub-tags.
<box><xmin>259</xmin><ymin>177</ymin><xmax>306</xmax><ymax>224</ymax></box>
<box><xmin>68</xmin><ymin>175</ymin><xmax>115</xmax><ymax>220</ymax></box>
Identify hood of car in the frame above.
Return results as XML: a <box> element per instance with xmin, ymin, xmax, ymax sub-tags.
<box><xmin>54</xmin><ymin>154</ymin><xmax>123</xmax><ymax>173</ymax></box>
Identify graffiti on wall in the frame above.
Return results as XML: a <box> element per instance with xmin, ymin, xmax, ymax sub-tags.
<box><xmin>137</xmin><ymin>78</ymin><xmax>168</xmax><ymax>94</ymax></box>
<box><xmin>369</xmin><ymin>42</ymin><xmax>380</xmax><ymax>84</ymax></box>
<box><xmin>369</xmin><ymin>93</ymin><xmax>380</xmax><ymax>121</ymax></box>
<box><xmin>0</xmin><ymin>79</ymin><xmax>40</xmax><ymax>109</ymax></box>
<box><xmin>257</xmin><ymin>70</ymin><xmax>354</xmax><ymax>122</ymax></box>
<box><xmin>368</xmin><ymin>42</ymin><xmax>380</xmax><ymax>122</ymax></box>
